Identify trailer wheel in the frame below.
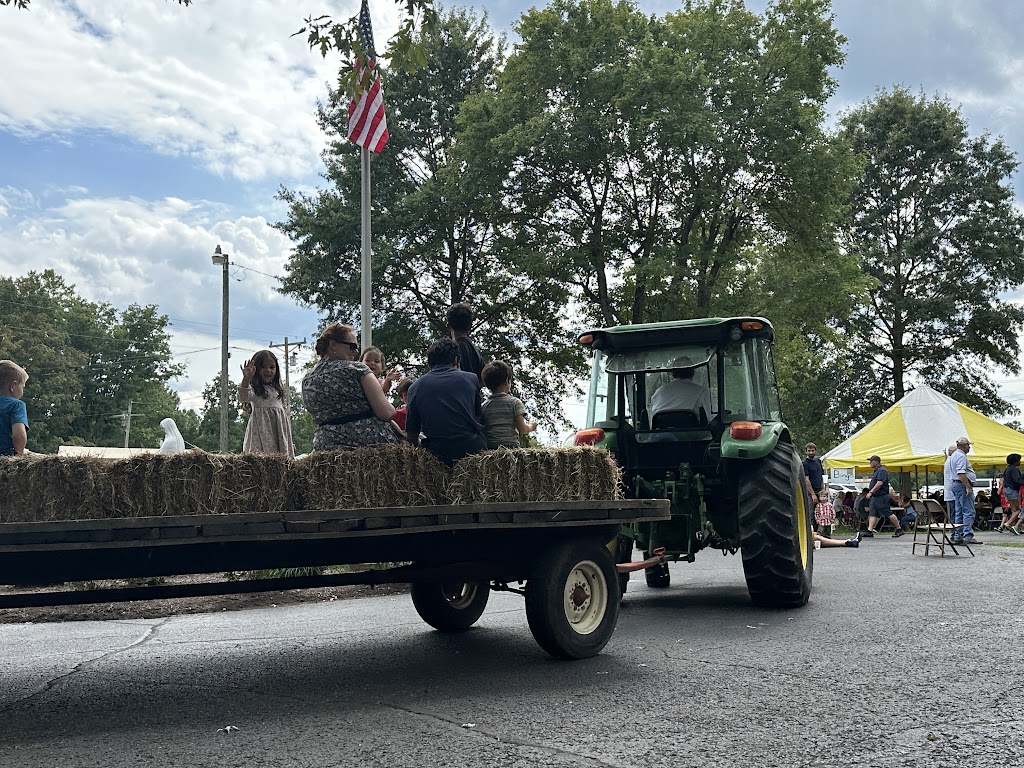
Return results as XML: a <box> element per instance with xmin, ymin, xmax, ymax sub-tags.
<box><xmin>737</xmin><ymin>442</ymin><xmax>813</xmax><ymax>608</ymax></box>
<box><xmin>410</xmin><ymin>581</ymin><xmax>490</xmax><ymax>632</ymax></box>
<box><xmin>643</xmin><ymin>554</ymin><xmax>671</xmax><ymax>589</ymax></box>
<box><xmin>525</xmin><ymin>540</ymin><xmax>619</xmax><ymax>659</ymax></box>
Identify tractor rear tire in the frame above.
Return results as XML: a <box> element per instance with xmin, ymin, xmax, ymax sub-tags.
<box><xmin>737</xmin><ymin>442</ymin><xmax>813</xmax><ymax>608</ymax></box>
<box><xmin>411</xmin><ymin>581</ymin><xmax>490</xmax><ymax>632</ymax></box>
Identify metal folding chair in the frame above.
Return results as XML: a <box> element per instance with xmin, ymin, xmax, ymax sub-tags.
<box><xmin>911</xmin><ymin>499</ymin><xmax>973</xmax><ymax>557</ymax></box>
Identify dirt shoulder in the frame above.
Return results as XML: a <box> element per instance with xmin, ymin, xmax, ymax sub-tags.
<box><xmin>0</xmin><ymin>575</ymin><xmax>409</xmax><ymax>624</ymax></box>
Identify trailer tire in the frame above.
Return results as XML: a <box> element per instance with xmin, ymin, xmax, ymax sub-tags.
<box><xmin>410</xmin><ymin>581</ymin><xmax>490</xmax><ymax>632</ymax></box>
<box><xmin>526</xmin><ymin>539</ymin><xmax>619</xmax><ymax>659</ymax></box>
<box><xmin>643</xmin><ymin>556</ymin><xmax>671</xmax><ymax>589</ymax></box>
<box><xmin>737</xmin><ymin>442</ymin><xmax>813</xmax><ymax>608</ymax></box>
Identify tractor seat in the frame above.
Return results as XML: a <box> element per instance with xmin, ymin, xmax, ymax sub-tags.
<box><xmin>651</xmin><ymin>407</ymin><xmax>708</xmax><ymax>430</ymax></box>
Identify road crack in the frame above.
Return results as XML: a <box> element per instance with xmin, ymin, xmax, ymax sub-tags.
<box><xmin>0</xmin><ymin>616</ymin><xmax>172</xmax><ymax>713</ymax></box>
<box><xmin>383</xmin><ymin>703</ymin><xmax>630</xmax><ymax>767</ymax></box>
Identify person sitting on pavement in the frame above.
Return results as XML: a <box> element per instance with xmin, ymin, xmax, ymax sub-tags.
<box><xmin>862</xmin><ymin>455</ymin><xmax>904</xmax><ymax>538</ymax></box>
<box><xmin>815</xmin><ymin>531</ymin><xmax>861</xmax><ymax>548</ymax></box>
<box><xmin>405</xmin><ymin>337</ymin><xmax>487</xmax><ymax>466</ymax></box>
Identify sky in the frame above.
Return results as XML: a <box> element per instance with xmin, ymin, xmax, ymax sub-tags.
<box><xmin>3</xmin><ymin>0</ymin><xmax>1024</xmax><ymax>432</ymax></box>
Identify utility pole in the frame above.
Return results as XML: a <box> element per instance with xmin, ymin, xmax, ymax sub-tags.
<box><xmin>269</xmin><ymin>336</ymin><xmax>306</xmax><ymax>419</ymax></box>
<box><xmin>212</xmin><ymin>245</ymin><xmax>230</xmax><ymax>453</ymax></box>
<box><xmin>114</xmin><ymin>399</ymin><xmax>144</xmax><ymax>448</ymax></box>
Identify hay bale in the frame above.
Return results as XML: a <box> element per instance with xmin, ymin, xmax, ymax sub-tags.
<box><xmin>290</xmin><ymin>445</ymin><xmax>450</xmax><ymax>510</ymax></box>
<box><xmin>0</xmin><ymin>455</ymin><xmax>108</xmax><ymax>523</ymax></box>
<box><xmin>449</xmin><ymin>447</ymin><xmax>623</xmax><ymax>504</ymax></box>
<box><xmin>103</xmin><ymin>453</ymin><xmax>292</xmax><ymax>517</ymax></box>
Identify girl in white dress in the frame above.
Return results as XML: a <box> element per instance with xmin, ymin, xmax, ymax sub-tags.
<box><xmin>238</xmin><ymin>350</ymin><xmax>294</xmax><ymax>458</ymax></box>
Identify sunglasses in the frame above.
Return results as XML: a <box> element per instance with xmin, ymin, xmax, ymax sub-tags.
<box><xmin>333</xmin><ymin>339</ymin><xmax>359</xmax><ymax>353</ymax></box>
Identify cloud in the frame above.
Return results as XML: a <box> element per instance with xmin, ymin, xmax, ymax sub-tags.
<box><xmin>0</xmin><ymin>0</ymin><xmax>405</xmax><ymax>182</ymax></box>
<box><xmin>0</xmin><ymin>186</ymin><xmax>323</xmax><ymax>390</ymax></box>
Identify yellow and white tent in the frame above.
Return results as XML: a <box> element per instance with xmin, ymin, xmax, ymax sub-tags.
<box><xmin>822</xmin><ymin>384</ymin><xmax>1024</xmax><ymax>472</ymax></box>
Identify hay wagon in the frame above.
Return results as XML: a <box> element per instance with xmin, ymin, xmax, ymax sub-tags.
<box><xmin>0</xmin><ymin>497</ymin><xmax>669</xmax><ymax>659</ymax></box>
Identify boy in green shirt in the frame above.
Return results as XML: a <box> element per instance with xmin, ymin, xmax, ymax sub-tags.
<box><xmin>480</xmin><ymin>361</ymin><xmax>537</xmax><ymax>449</ymax></box>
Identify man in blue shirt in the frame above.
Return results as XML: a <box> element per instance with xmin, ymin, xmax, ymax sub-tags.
<box><xmin>949</xmin><ymin>436</ymin><xmax>981</xmax><ymax>544</ymax></box>
<box><xmin>406</xmin><ymin>337</ymin><xmax>486</xmax><ymax>466</ymax></box>
<box><xmin>862</xmin><ymin>455</ymin><xmax>904</xmax><ymax>538</ymax></box>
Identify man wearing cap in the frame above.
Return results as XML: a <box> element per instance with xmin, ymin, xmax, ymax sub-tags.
<box><xmin>949</xmin><ymin>437</ymin><xmax>981</xmax><ymax>544</ymax></box>
<box><xmin>863</xmin><ymin>455</ymin><xmax>904</xmax><ymax>537</ymax></box>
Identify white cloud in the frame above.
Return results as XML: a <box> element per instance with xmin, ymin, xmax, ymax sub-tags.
<box><xmin>0</xmin><ymin>187</ymin><xmax>323</xmax><ymax>399</ymax></box>
<box><xmin>0</xmin><ymin>0</ymin><xmax>406</xmax><ymax>182</ymax></box>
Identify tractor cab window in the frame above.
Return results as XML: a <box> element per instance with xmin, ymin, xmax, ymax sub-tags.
<box><xmin>603</xmin><ymin>345</ymin><xmax>717</xmax><ymax>430</ymax></box>
<box><xmin>722</xmin><ymin>337</ymin><xmax>782</xmax><ymax>422</ymax></box>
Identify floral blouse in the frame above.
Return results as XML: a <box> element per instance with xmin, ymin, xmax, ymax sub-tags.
<box><xmin>301</xmin><ymin>357</ymin><xmax>400</xmax><ymax>451</ymax></box>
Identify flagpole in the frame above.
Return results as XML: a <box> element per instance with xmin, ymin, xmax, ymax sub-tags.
<box><xmin>360</xmin><ymin>144</ymin><xmax>372</xmax><ymax>349</ymax></box>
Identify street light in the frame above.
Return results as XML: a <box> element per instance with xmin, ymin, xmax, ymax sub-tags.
<box><xmin>212</xmin><ymin>244</ymin><xmax>229</xmax><ymax>453</ymax></box>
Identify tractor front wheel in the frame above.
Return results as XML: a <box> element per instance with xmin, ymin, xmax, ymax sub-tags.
<box><xmin>737</xmin><ymin>442</ymin><xmax>813</xmax><ymax>608</ymax></box>
<box><xmin>643</xmin><ymin>553</ymin><xmax>671</xmax><ymax>589</ymax></box>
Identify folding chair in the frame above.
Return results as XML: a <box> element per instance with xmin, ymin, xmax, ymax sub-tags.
<box><xmin>911</xmin><ymin>499</ymin><xmax>973</xmax><ymax>557</ymax></box>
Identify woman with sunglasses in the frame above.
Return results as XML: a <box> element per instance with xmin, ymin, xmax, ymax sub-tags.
<box><xmin>301</xmin><ymin>323</ymin><xmax>400</xmax><ymax>451</ymax></box>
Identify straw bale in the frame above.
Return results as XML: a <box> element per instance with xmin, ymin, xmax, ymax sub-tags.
<box><xmin>290</xmin><ymin>445</ymin><xmax>451</xmax><ymax>510</ymax></box>
<box><xmin>0</xmin><ymin>455</ymin><xmax>108</xmax><ymax>523</ymax></box>
<box><xmin>449</xmin><ymin>447</ymin><xmax>623</xmax><ymax>504</ymax></box>
<box><xmin>125</xmin><ymin>453</ymin><xmax>292</xmax><ymax>517</ymax></box>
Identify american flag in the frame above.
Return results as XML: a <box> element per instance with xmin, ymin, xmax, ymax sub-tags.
<box><xmin>347</xmin><ymin>0</ymin><xmax>389</xmax><ymax>153</ymax></box>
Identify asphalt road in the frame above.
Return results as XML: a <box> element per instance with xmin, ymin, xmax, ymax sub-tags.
<box><xmin>1</xmin><ymin>535</ymin><xmax>1021</xmax><ymax>768</ymax></box>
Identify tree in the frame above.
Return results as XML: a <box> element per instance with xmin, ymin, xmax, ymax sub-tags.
<box><xmin>835</xmin><ymin>87</ymin><xmax>1024</xmax><ymax>423</ymax></box>
<box><xmin>277</xmin><ymin>8</ymin><xmax>580</xmax><ymax>427</ymax></box>
<box><xmin>0</xmin><ymin>271</ymin><xmax>184</xmax><ymax>452</ymax></box>
<box><xmin>458</xmin><ymin>0</ymin><xmax>852</xmax><ymax>327</ymax></box>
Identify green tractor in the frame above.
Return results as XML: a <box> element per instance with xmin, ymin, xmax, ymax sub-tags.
<box><xmin>574</xmin><ymin>317</ymin><xmax>813</xmax><ymax>608</ymax></box>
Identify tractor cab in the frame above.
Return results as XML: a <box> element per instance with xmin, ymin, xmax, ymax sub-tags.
<box><xmin>575</xmin><ymin>317</ymin><xmax>783</xmax><ymax>483</ymax></box>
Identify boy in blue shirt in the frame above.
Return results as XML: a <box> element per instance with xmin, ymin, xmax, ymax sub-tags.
<box><xmin>0</xmin><ymin>360</ymin><xmax>31</xmax><ymax>456</ymax></box>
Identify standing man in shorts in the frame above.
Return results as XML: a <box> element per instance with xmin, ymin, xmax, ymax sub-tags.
<box><xmin>863</xmin><ymin>455</ymin><xmax>904</xmax><ymax>537</ymax></box>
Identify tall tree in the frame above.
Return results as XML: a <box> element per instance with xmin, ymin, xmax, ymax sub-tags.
<box><xmin>459</xmin><ymin>0</ymin><xmax>851</xmax><ymax>327</ymax></box>
<box><xmin>836</xmin><ymin>87</ymin><xmax>1024</xmax><ymax>422</ymax></box>
<box><xmin>277</xmin><ymin>8</ymin><xmax>580</xmax><ymax>426</ymax></box>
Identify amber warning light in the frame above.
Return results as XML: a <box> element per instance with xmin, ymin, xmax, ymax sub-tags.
<box><xmin>728</xmin><ymin>421</ymin><xmax>763</xmax><ymax>440</ymax></box>
<box><xmin>573</xmin><ymin>428</ymin><xmax>605</xmax><ymax>446</ymax></box>
<box><xmin>578</xmin><ymin>333</ymin><xmax>594</xmax><ymax>345</ymax></box>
